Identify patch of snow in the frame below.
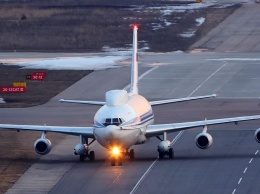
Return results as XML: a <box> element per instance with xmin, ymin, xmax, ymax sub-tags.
<box><xmin>102</xmin><ymin>45</ymin><xmax>132</xmax><ymax>53</ymax></box>
<box><xmin>3</xmin><ymin>56</ymin><xmax>128</xmax><ymax>70</ymax></box>
<box><xmin>156</xmin><ymin>2</ymin><xmax>216</xmax><ymax>16</ymax></box>
<box><xmin>164</xmin><ymin>19</ymin><xmax>172</xmax><ymax>27</ymax></box>
<box><xmin>102</xmin><ymin>42</ymin><xmax>150</xmax><ymax>53</ymax></box>
<box><xmin>0</xmin><ymin>98</ymin><xmax>5</xmax><ymax>104</ymax></box>
<box><xmin>179</xmin><ymin>31</ymin><xmax>196</xmax><ymax>38</ymax></box>
<box><xmin>196</xmin><ymin>17</ymin><xmax>205</xmax><ymax>26</ymax></box>
<box><xmin>172</xmin><ymin>50</ymin><xmax>184</xmax><ymax>53</ymax></box>
<box><xmin>213</xmin><ymin>3</ymin><xmax>237</xmax><ymax>8</ymax></box>
<box><xmin>151</xmin><ymin>23</ymin><xmax>164</xmax><ymax>31</ymax></box>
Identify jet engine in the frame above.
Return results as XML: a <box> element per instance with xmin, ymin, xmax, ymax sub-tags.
<box><xmin>195</xmin><ymin>132</ymin><xmax>213</xmax><ymax>149</ymax></box>
<box><xmin>34</xmin><ymin>138</ymin><xmax>52</xmax><ymax>155</ymax></box>
<box><xmin>254</xmin><ymin>128</ymin><xmax>260</xmax><ymax>143</ymax></box>
<box><xmin>158</xmin><ymin>140</ymin><xmax>171</xmax><ymax>152</ymax></box>
<box><xmin>74</xmin><ymin>143</ymin><xmax>88</xmax><ymax>155</ymax></box>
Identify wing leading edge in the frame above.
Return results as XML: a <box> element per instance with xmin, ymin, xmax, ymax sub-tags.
<box><xmin>0</xmin><ymin>124</ymin><xmax>94</xmax><ymax>138</ymax></box>
<box><xmin>146</xmin><ymin>115</ymin><xmax>260</xmax><ymax>137</ymax></box>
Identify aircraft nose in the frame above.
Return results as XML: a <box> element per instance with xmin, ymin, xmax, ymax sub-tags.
<box><xmin>105</xmin><ymin>125</ymin><xmax>121</xmax><ymax>140</ymax></box>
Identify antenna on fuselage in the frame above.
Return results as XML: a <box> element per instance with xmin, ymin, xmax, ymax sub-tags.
<box><xmin>129</xmin><ymin>24</ymin><xmax>138</xmax><ymax>96</ymax></box>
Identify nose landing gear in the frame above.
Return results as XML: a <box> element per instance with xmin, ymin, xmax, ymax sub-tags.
<box><xmin>110</xmin><ymin>148</ymin><xmax>135</xmax><ymax>166</ymax></box>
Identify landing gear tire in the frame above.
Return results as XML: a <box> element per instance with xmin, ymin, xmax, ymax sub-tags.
<box><xmin>111</xmin><ymin>157</ymin><xmax>123</xmax><ymax>166</ymax></box>
<box><xmin>129</xmin><ymin>149</ymin><xmax>135</xmax><ymax>160</ymax></box>
<box><xmin>118</xmin><ymin>158</ymin><xmax>123</xmax><ymax>166</ymax></box>
<box><xmin>79</xmin><ymin>154</ymin><xmax>86</xmax><ymax>161</ymax></box>
<box><xmin>111</xmin><ymin>158</ymin><xmax>116</xmax><ymax>166</ymax></box>
<box><xmin>159</xmin><ymin>151</ymin><xmax>164</xmax><ymax>159</ymax></box>
<box><xmin>89</xmin><ymin>151</ymin><xmax>95</xmax><ymax>161</ymax></box>
<box><xmin>169</xmin><ymin>148</ymin><xmax>174</xmax><ymax>159</ymax></box>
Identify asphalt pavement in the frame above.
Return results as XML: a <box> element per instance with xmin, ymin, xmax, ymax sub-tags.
<box><xmin>2</xmin><ymin>1</ymin><xmax>260</xmax><ymax>194</ymax></box>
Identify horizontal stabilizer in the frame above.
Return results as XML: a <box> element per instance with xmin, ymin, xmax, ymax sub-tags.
<box><xmin>149</xmin><ymin>94</ymin><xmax>217</xmax><ymax>106</ymax></box>
<box><xmin>59</xmin><ymin>99</ymin><xmax>105</xmax><ymax>105</ymax></box>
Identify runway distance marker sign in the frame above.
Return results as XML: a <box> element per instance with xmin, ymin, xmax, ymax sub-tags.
<box><xmin>26</xmin><ymin>72</ymin><xmax>46</xmax><ymax>81</ymax></box>
<box><xmin>0</xmin><ymin>87</ymin><xmax>26</xmax><ymax>93</ymax></box>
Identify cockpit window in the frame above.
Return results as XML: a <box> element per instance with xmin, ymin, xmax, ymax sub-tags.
<box><xmin>104</xmin><ymin>118</ymin><xmax>111</xmax><ymax>126</ymax></box>
<box><xmin>113</xmin><ymin>118</ymin><xmax>120</xmax><ymax>126</ymax></box>
<box><xmin>103</xmin><ymin>118</ymin><xmax>123</xmax><ymax>126</ymax></box>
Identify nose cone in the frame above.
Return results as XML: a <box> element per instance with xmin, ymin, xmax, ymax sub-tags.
<box><xmin>94</xmin><ymin>125</ymin><xmax>121</xmax><ymax>148</ymax></box>
<box><xmin>104</xmin><ymin>125</ymin><xmax>121</xmax><ymax>140</ymax></box>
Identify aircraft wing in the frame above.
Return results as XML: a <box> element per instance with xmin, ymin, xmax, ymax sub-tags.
<box><xmin>149</xmin><ymin>94</ymin><xmax>217</xmax><ymax>106</ymax></box>
<box><xmin>59</xmin><ymin>99</ymin><xmax>105</xmax><ymax>105</ymax></box>
<box><xmin>146</xmin><ymin>115</ymin><xmax>260</xmax><ymax>137</ymax></box>
<box><xmin>0</xmin><ymin>124</ymin><xmax>95</xmax><ymax>138</ymax></box>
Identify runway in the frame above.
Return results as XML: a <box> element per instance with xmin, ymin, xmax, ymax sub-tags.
<box><xmin>1</xmin><ymin>52</ymin><xmax>260</xmax><ymax>194</ymax></box>
<box><xmin>1</xmin><ymin>1</ymin><xmax>260</xmax><ymax>193</ymax></box>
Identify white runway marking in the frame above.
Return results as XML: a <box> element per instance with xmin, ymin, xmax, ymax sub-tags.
<box><xmin>238</xmin><ymin>178</ymin><xmax>242</xmax><ymax>184</ymax></box>
<box><xmin>129</xmin><ymin>130</ymin><xmax>183</xmax><ymax>194</ymax></box>
<box><xmin>188</xmin><ymin>63</ymin><xmax>226</xmax><ymax>97</ymax></box>
<box><xmin>233</xmin><ymin>149</ymin><xmax>259</xmax><ymax>193</ymax></box>
<box><xmin>243</xmin><ymin>167</ymin><xmax>247</xmax><ymax>174</ymax></box>
<box><xmin>123</xmin><ymin>66</ymin><xmax>158</xmax><ymax>91</ymax></box>
<box><xmin>130</xmin><ymin>64</ymin><xmax>220</xmax><ymax>193</ymax></box>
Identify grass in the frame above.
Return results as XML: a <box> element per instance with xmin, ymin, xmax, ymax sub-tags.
<box><xmin>0</xmin><ymin>2</ymin><xmax>240</xmax><ymax>52</ymax></box>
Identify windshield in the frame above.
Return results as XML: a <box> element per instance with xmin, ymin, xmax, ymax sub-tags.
<box><xmin>103</xmin><ymin>118</ymin><xmax>123</xmax><ymax>126</ymax></box>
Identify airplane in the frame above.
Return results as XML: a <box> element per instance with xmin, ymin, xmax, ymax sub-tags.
<box><xmin>1</xmin><ymin>25</ymin><xmax>260</xmax><ymax>166</ymax></box>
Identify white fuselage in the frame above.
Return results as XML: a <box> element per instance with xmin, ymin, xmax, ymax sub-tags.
<box><xmin>93</xmin><ymin>90</ymin><xmax>154</xmax><ymax>150</ymax></box>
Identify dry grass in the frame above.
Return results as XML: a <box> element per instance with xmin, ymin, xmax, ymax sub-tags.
<box><xmin>0</xmin><ymin>65</ymin><xmax>92</xmax><ymax>107</ymax></box>
<box><xmin>0</xmin><ymin>2</ymin><xmax>239</xmax><ymax>52</ymax></box>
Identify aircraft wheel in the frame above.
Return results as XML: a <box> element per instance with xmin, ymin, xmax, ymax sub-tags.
<box><xmin>130</xmin><ymin>149</ymin><xmax>135</xmax><ymax>160</ymax></box>
<box><xmin>169</xmin><ymin>148</ymin><xmax>173</xmax><ymax>159</ymax></box>
<box><xmin>111</xmin><ymin>159</ymin><xmax>116</xmax><ymax>166</ymax></box>
<box><xmin>159</xmin><ymin>151</ymin><xmax>164</xmax><ymax>159</ymax></box>
<box><xmin>118</xmin><ymin>158</ymin><xmax>123</xmax><ymax>166</ymax></box>
<box><xmin>89</xmin><ymin>151</ymin><xmax>95</xmax><ymax>161</ymax></box>
<box><xmin>79</xmin><ymin>154</ymin><xmax>85</xmax><ymax>161</ymax></box>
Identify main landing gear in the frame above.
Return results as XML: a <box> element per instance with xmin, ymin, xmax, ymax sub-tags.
<box><xmin>158</xmin><ymin>147</ymin><xmax>174</xmax><ymax>159</ymax></box>
<box><xmin>110</xmin><ymin>148</ymin><xmax>135</xmax><ymax>166</ymax></box>
<box><xmin>157</xmin><ymin>132</ymin><xmax>174</xmax><ymax>159</ymax></box>
<box><xmin>79</xmin><ymin>150</ymin><xmax>95</xmax><ymax>162</ymax></box>
<box><xmin>75</xmin><ymin>136</ymin><xmax>96</xmax><ymax>162</ymax></box>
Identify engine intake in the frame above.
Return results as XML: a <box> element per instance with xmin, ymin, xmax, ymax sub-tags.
<box><xmin>195</xmin><ymin>132</ymin><xmax>213</xmax><ymax>149</ymax></box>
<box><xmin>254</xmin><ymin>128</ymin><xmax>260</xmax><ymax>143</ymax></box>
<box><xmin>34</xmin><ymin>138</ymin><xmax>52</xmax><ymax>155</ymax></box>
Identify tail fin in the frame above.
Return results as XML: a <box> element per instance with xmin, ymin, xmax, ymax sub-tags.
<box><xmin>130</xmin><ymin>25</ymin><xmax>138</xmax><ymax>95</ymax></box>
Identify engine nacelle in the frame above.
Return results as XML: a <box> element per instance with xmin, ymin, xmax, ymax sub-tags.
<box><xmin>254</xmin><ymin>128</ymin><xmax>260</xmax><ymax>143</ymax></box>
<box><xmin>195</xmin><ymin>132</ymin><xmax>213</xmax><ymax>149</ymax></box>
<box><xmin>34</xmin><ymin>138</ymin><xmax>52</xmax><ymax>155</ymax></box>
<box><xmin>158</xmin><ymin>140</ymin><xmax>171</xmax><ymax>152</ymax></box>
<box><xmin>74</xmin><ymin>143</ymin><xmax>88</xmax><ymax>155</ymax></box>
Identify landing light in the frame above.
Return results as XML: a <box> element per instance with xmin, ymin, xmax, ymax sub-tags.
<box><xmin>112</xmin><ymin>147</ymin><xmax>120</xmax><ymax>155</ymax></box>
